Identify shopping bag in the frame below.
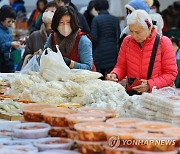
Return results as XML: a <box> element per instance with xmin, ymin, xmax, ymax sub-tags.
<box><xmin>20</xmin><ymin>55</ymin><xmax>40</xmax><ymax>74</ymax></box>
<box><xmin>40</xmin><ymin>46</ymin><xmax>71</xmax><ymax>81</ymax></box>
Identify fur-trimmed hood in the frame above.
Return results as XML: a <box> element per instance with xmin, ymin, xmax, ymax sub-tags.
<box><xmin>125</xmin><ymin>0</ymin><xmax>153</xmax><ymax>13</ymax></box>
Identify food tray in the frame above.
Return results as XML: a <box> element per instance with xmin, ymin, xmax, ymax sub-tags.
<box><xmin>0</xmin><ymin>113</ymin><xmax>22</xmax><ymax>121</ymax></box>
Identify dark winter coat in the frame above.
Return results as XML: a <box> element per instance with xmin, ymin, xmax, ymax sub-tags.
<box><xmin>0</xmin><ymin>23</ymin><xmax>14</xmax><ymax>73</ymax></box>
<box><xmin>90</xmin><ymin>10</ymin><xmax>120</xmax><ymax>70</ymax></box>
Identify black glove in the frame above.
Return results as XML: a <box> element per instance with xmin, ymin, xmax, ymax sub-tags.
<box><xmin>63</xmin><ymin>57</ymin><xmax>71</xmax><ymax>67</ymax></box>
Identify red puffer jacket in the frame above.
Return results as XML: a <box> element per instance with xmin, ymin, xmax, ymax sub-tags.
<box><xmin>111</xmin><ymin>29</ymin><xmax>178</xmax><ymax>92</ymax></box>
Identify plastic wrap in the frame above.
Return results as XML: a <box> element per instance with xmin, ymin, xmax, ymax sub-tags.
<box><xmin>40</xmin><ymin>47</ymin><xmax>71</xmax><ymax>81</ymax></box>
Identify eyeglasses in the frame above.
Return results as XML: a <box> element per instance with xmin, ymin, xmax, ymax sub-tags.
<box><xmin>7</xmin><ymin>19</ymin><xmax>15</xmax><ymax>24</ymax></box>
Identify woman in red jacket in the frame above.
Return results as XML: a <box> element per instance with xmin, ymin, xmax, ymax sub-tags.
<box><xmin>106</xmin><ymin>10</ymin><xmax>177</xmax><ymax>96</ymax></box>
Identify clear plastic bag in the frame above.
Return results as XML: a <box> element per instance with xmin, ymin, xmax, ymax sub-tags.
<box><xmin>152</xmin><ymin>86</ymin><xmax>180</xmax><ymax>96</ymax></box>
<box><xmin>40</xmin><ymin>47</ymin><xmax>71</xmax><ymax>81</ymax></box>
<box><xmin>20</xmin><ymin>55</ymin><xmax>40</xmax><ymax>74</ymax></box>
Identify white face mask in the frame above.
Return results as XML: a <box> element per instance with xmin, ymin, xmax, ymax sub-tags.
<box><xmin>91</xmin><ymin>8</ymin><xmax>98</xmax><ymax>16</ymax></box>
<box><xmin>150</xmin><ymin>9</ymin><xmax>157</xmax><ymax>14</ymax></box>
<box><xmin>42</xmin><ymin>11</ymin><xmax>54</xmax><ymax>24</ymax></box>
<box><xmin>58</xmin><ymin>25</ymin><xmax>72</xmax><ymax>37</ymax></box>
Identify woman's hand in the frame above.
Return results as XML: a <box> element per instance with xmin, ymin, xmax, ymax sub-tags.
<box><xmin>11</xmin><ymin>41</ymin><xmax>21</xmax><ymax>48</ymax></box>
<box><xmin>132</xmin><ymin>79</ymin><xmax>150</xmax><ymax>93</ymax></box>
<box><xmin>34</xmin><ymin>49</ymin><xmax>43</xmax><ymax>55</ymax></box>
<box><xmin>106</xmin><ymin>73</ymin><xmax>118</xmax><ymax>82</ymax></box>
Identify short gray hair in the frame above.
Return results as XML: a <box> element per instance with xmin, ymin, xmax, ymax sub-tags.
<box><xmin>127</xmin><ymin>10</ymin><xmax>153</xmax><ymax>29</ymax></box>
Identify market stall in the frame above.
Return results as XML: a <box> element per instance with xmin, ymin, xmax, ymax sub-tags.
<box><xmin>0</xmin><ymin>71</ymin><xmax>180</xmax><ymax>154</ymax></box>
<box><xmin>0</xmin><ymin>51</ymin><xmax>180</xmax><ymax>154</ymax></box>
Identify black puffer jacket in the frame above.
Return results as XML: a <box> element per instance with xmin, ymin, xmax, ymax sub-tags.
<box><xmin>90</xmin><ymin>10</ymin><xmax>120</xmax><ymax>70</ymax></box>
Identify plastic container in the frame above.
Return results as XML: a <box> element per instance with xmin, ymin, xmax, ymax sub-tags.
<box><xmin>133</xmin><ymin>133</ymin><xmax>177</xmax><ymax>152</ymax></box>
<box><xmin>58</xmin><ymin>108</ymin><xmax>78</xmax><ymax>114</ymax></box>
<box><xmin>66</xmin><ymin>128</ymin><xmax>78</xmax><ymax>140</ymax></box>
<box><xmin>57</xmin><ymin>103</ymin><xmax>81</xmax><ymax>109</ymax></box>
<box><xmin>105</xmin><ymin>128</ymin><xmax>145</xmax><ymax>148</ymax></box>
<box><xmin>34</xmin><ymin>137</ymin><xmax>74</xmax><ymax>151</ymax></box>
<box><xmin>104</xmin><ymin>145</ymin><xmax>134</xmax><ymax>154</ymax></box>
<box><xmin>175</xmin><ymin>147</ymin><xmax>180</xmax><ymax>154</ymax></box>
<box><xmin>135</xmin><ymin>121</ymin><xmax>173</xmax><ymax>133</ymax></box>
<box><xmin>42</xmin><ymin>108</ymin><xmax>70</xmax><ymax>127</ymax></box>
<box><xmin>38</xmin><ymin>149</ymin><xmax>80</xmax><ymax>154</ymax></box>
<box><xmin>22</xmin><ymin>103</ymin><xmax>55</xmax><ymax>122</ymax></box>
<box><xmin>65</xmin><ymin>114</ymin><xmax>106</xmax><ymax>130</ymax></box>
<box><xmin>13</xmin><ymin>122</ymin><xmax>51</xmax><ymax>139</ymax></box>
<box><xmin>0</xmin><ymin>121</ymin><xmax>20</xmax><ymax>136</ymax></box>
<box><xmin>74</xmin><ymin>122</ymin><xmax>114</xmax><ymax>141</ymax></box>
<box><xmin>163</xmin><ymin>127</ymin><xmax>180</xmax><ymax>147</ymax></box>
<box><xmin>75</xmin><ymin>139</ymin><xmax>106</xmax><ymax>154</ymax></box>
<box><xmin>78</xmin><ymin>107</ymin><xmax>117</xmax><ymax>119</ymax></box>
<box><xmin>0</xmin><ymin>146</ymin><xmax>38</xmax><ymax>154</ymax></box>
<box><xmin>0</xmin><ymin>140</ymin><xmax>32</xmax><ymax>147</ymax></box>
<box><xmin>133</xmin><ymin>150</ymin><xmax>178</xmax><ymax>154</ymax></box>
<box><xmin>49</xmin><ymin>126</ymin><xmax>68</xmax><ymax>138</ymax></box>
<box><xmin>106</xmin><ymin>118</ymin><xmax>144</xmax><ymax>128</ymax></box>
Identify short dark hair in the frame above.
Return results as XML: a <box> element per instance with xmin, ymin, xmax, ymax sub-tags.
<box><xmin>55</xmin><ymin>0</ymin><xmax>71</xmax><ymax>4</ymax></box>
<box><xmin>87</xmin><ymin>0</ymin><xmax>95</xmax><ymax>12</ymax></box>
<box><xmin>51</xmin><ymin>6</ymin><xmax>79</xmax><ymax>33</ymax></box>
<box><xmin>173</xmin><ymin>1</ymin><xmax>180</xmax><ymax>11</ymax></box>
<box><xmin>43</xmin><ymin>1</ymin><xmax>58</xmax><ymax>12</ymax></box>
<box><xmin>0</xmin><ymin>5</ymin><xmax>16</xmax><ymax>22</ymax></box>
<box><xmin>94</xmin><ymin>0</ymin><xmax>109</xmax><ymax>11</ymax></box>
<box><xmin>153</xmin><ymin>0</ymin><xmax>160</xmax><ymax>12</ymax></box>
<box><xmin>37</xmin><ymin>0</ymin><xmax>48</xmax><ymax>6</ymax></box>
<box><xmin>37</xmin><ymin>0</ymin><xmax>48</xmax><ymax>11</ymax></box>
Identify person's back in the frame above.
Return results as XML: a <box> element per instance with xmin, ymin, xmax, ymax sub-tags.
<box><xmin>90</xmin><ymin>0</ymin><xmax>120</xmax><ymax>78</ymax></box>
<box><xmin>83</xmin><ymin>0</ymin><xmax>98</xmax><ymax>30</ymax></box>
<box><xmin>161</xmin><ymin>1</ymin><xmax>180</xmax><ymax>36</ymax></box>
